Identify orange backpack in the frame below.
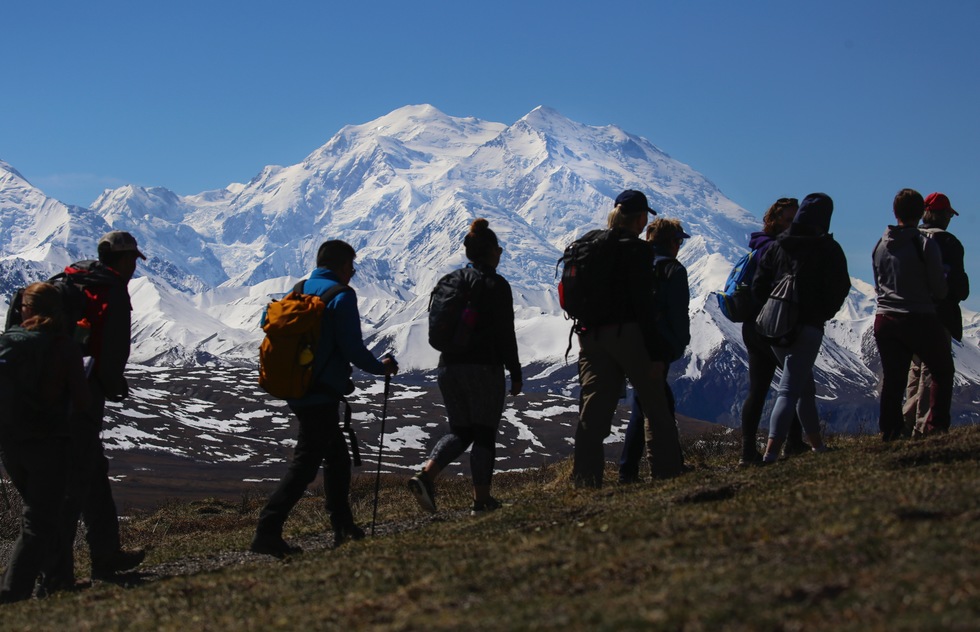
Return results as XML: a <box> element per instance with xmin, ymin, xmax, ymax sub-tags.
<box><xmin>258</xmin><ymin>281</ymin><xmax>349</xmax><ymax>399</ymax></box>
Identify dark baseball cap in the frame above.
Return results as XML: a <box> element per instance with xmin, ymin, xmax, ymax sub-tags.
<box><xmin>615</xmin><ymin>189</ymin><xmax>657</xmax><ymax>215</ymax></box>
<box><xmin>98</xmin><ymin>231</ymin><xmax>147</xmax><ymax>260</ymax></box>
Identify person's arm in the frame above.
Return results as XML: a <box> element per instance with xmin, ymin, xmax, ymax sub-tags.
<box><xmin>751</xmin><ymin>244</ymin><xmax>777</xmax><ymax>303</ymax></box>
<box><xmin>95</xmin><ymin>284</ymin><xmax>132</xmax><ymax>399</ymax></box>
<box><xmin>492</xmin><ymin>277</ymin><xmax>522</xmax><ymax>394</ymax></box>
<box><xmin>943</xmin><ymin>234</ymin><xmax>970</xmax><ymax>302</ymax></box>
<box><xmin>331</xmin><ymin>290</ymin><xmax>388</xmax><ymax>375</ymax></box>
<box><xmin>666</xmin><ymin>264</ymin><xmax>691</xmax><ymax>359</ymax></box>
<box><xmin>923</xmin><ymin>238</ymin><xmax>949</xmax><ymax>301</ymax></box>
<box><xmin>825</xmin><ymin>241</ymin><xmax>853</xmax><ymax>319</ymax></box>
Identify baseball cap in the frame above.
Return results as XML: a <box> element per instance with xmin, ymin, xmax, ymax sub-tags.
<box><xmin>924</xmin><ymin>192</ymin><xmax>958</xmax><ymax>216</ymax></box>
<box><xmin>98</xmin><ymin>231</ymin><xmax>147</xmax><ymax>260</ymax></box>
<box><xmin>615</xmin><ymin>189</ymin><xmax>657</xmax><ymax>215</ymax></box>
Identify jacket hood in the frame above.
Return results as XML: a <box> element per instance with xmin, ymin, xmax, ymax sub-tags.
<box><xmin>793</xmin><ymin>192</ymin><xmax>834</xmax><ymax>234</ymax></box>
<box><xmin>879</xmin><ymin>225</ymin><xmax>922</xmax><ymax>249</ymax></box>
<box><xmin>748</xmin><ymin>231</ymin><xmax>775</xmax><ymax>251</ymax></box>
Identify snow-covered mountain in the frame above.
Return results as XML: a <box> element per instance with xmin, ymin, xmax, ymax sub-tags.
<box><xmin>2</xmin><ymin>106</ymin><xmax>979</xmax><ymax>430</ymax></box>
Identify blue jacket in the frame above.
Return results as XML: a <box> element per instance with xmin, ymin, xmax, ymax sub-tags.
<box><xmin>286</xmin><ymin>268</ymin><xmax>386</xmax><ymax>407</ymax></box>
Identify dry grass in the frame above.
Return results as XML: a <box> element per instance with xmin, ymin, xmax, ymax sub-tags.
<box><xmin>1</xmin><ymin>426</ymin><xmax>979</xmax><ymax>630</ymax></box>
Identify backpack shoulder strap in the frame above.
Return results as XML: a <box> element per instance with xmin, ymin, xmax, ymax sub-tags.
<box><xmin>320</xmin><ymin>284</ymin><xmax>352</xmax><ymax>306</ymax></box>
<box><xmin>294</xmin><ymin>280</ymin><xmax>352</xmax><ymax>304</ymax></box>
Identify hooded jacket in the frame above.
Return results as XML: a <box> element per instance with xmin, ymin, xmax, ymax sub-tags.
<box><xmin>751</xmin><ymin>195</ymin><xmax>851</xmax><ymax>331</ymax></box>
<box><xmin>872</xmin><ymin>225</ymin><xmax>948</xmax><ymax>315</ymax></box>
<box><xmin>650</xmin><ymin>244</ymin><xmax>691</xmax><ymax>363</ymax></box>
<box><xmin>286</xmin><ymin>267</ymin><xmax>387</xmax><ymax>406</ymax></box>
<box><xmin>748</xmin><ymin>231</ymin><xmax>778</xmax><ymax>262</ymax></box>
<box><xmin>920</xmin><ymin>222</ymin><xmax>969</xmax><ymax>340</ymax></box>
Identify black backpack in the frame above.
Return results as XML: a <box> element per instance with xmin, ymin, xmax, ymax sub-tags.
<box><xmin>5</xmin><ymin>267</ymin><xmax>98</xmax><ymax>353</ymax></box>
<box><xmin>0</xmin><ymin>326</ymin><xmax>56</xmax><ymax>435</ymax></box>
<box><xmin>557</xmin><ymin>229</ymin><xmax>623</xmax><ymax>328</ymax></box>
<box><xmin>428</xmin><ymin>267</ymin><xmax>486</xmax><ymax>353</ymax></box>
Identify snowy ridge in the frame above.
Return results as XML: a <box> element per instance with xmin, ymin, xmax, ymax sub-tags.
<box><xmin>1</xmin><ymin>106</ymin><xmax>978</xmax><ymax>430</ymax></box>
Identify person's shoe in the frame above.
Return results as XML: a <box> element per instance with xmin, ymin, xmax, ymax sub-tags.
<box><xmin>811</xmin><ymin>444</ymin><xmax>831</xmax><ymax>454</ymax></box>
<box><xmin>618</xmin><ymin>470</ymin><xmax>641</xmax><ymax>484</ymax></box>
<box><xmin>36</xmin><ymin>577</ymin><xmax>90</xmax><ymax>598</ymax></box>
<box><xmin>783</xmin><ymin>440</ymin><xmax>811</xmax><ymax>456</ymax></box>
<box><xmin>471</xmin><ymin>497</ymin><xmax>502</xmax><ymax>516</ymax></box>
<box><xmin>761</xmin><ymin>452</ymin><xmax>779</xmax><ymax>465</ymax></box>
<box><xmin>882</xmin><ymin>429</ymin><xmax>904</xmax><ymax>442</ymax></box>
<box><xmin>91</xmin><ymin>549</ymin><xmax>145</xmax><ymax>579</ymax></box>
<box><xmin>250</xmin><ymin>534</ymin><xmax>302</xmax><ymax>558</ymax></box>
<box><xmin>739</xmin><ymin>450</ymin><xmax>764</xmax><ymax>468</ymax></box>
<box><xmin>408</xmin><ymin>473</ymin><xmax>436</xmax><ymax>513</ymax></box>
<box><xmin>333</xmin><ymin>522</ymin><xmax>366</xmax><ymax>548</ymax></box>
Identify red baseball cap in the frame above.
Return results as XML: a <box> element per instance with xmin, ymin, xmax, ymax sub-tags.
<box><xmin>924</xmin><ymin>192</ymin><xmax>958</xmax><ymax>216</ymax></box>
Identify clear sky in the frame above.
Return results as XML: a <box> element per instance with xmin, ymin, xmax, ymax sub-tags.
<box><xmin>3</xmin><ymin>1</ymin><xmax>978</xmax><ymax>306</ymax></box>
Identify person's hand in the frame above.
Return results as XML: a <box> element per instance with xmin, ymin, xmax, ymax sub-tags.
<box><xmin>510</xmin><ymin>378</ymin><xmax>523</xmax><ymax>396</ymax></box>
<box><xmin>382</xmin><ymin>355</ymin><xmax>399</xmax><ymax>376</ymax></box>
<box><xmin>105</xmin><ymin>377</ymin><xmax>129</xmax><ymax>402</ymax></box>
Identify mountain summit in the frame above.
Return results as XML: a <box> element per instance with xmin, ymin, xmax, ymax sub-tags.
<box><xmin>1</xmin><ymin>105</ymin><xmax>978</xmax><ymax>429</ymax></box>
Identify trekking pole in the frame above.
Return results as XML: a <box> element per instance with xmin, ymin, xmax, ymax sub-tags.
<box><xmin>371</xmin><ymin>368</ymin><xmax>393</xmax><ymax>537</ymax></box>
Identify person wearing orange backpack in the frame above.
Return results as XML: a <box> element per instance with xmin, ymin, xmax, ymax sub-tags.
<box><xmin>251</xmin><ymin>240</ymin><xmax>398</xmax><ymax>557</ymax></box>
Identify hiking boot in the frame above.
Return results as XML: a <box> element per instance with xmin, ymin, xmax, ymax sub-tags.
<box><xmin>36</xmin><ymin>577</ymin><xmax>90</xmax><ymax>598</ymax></box>
<box><xmin>332</xmin><ymin>521</ymin><xmax>366</xmax><ymax>548</ymax></box>
<box><xmin>761</xmin><ymin>452</ymin><xmax>779</xmax><ymax>465</ymax></box>
<box><xmin>738</xmin><ymin>450</ymin><xmax>764</xmax><ymax>468</ymax></box>
<box><xmin>783</xmin><ymin>440</ymin><xmax>811</xmax><ymax>456</ymax></box>
<box><xmin>90</xmin><ymin>549</ymin><xmax>145</xmax><ymax>579</ymax></box>
<box><xmin>471</xmin><ymin>497</ymin><xmax>502</xmax><ymax>515</ymax></box>
<box><xmin>408</xmin><ymin>473</ymin><xmax>436</xmax><ymax>513</ymax></box>
<box><xmin>618</xmin><ymin>469</ymin><xmax>641</xmax><ymax>484</ymax></box>
<box><xmin>250</xmin><ymin>535</ymin><xmax>302</xmax><ymax>558</ymax></box>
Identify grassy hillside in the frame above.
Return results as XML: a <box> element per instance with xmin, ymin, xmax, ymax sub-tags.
<box><xmin>1</xmin><ymin>426</ymin><xmax>978</xmax><ymax>631</ymax></box>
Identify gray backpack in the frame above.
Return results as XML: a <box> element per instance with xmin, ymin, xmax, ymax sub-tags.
<box><xmin>755</xmin><ymin>270</ymin><xmax>800</xmax><ymax>346</ymax></box>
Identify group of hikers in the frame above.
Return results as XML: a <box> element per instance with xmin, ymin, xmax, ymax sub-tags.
<box><xmin>0</xmin><ymin>186</ymin><xmax>968</xmax><ymax>601</ymax></box>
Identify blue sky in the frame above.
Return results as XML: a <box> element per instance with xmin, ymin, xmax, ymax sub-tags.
<box><xmin>3</xmin><ymin>1</ymin><xmax>978</xmax><ymax>306</ymax></box>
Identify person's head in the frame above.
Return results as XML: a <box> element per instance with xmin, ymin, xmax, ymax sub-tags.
<box><xmin>793</xmin><ymin>193</ymin><xmax>834</xmax><ymax>234</ymax></box>
<box><xmin>20</xmin><ymin>282</ymin><xmax>64</xmax><ymax>333</ymax></box>
<box><xmin>464</xmin><ymin>218</ymin><xmax>502</xmax><ymax>268</ymax></box>
<box><xmin>646</xmin><ymin>218</ymin><xmax>691</xmax><ymax>256</ymax></box>
<box><xmin>97</xmin><ymin>231</ymin><xmax>146</xmax><ymax>282</ymax></box>
<box><xmin>923</xmin><ymin>192</ymin><xmax>958</xmax><ymax>230</ymax></box>
<box><xmin>316</xmin><ymin>240</ymin><xmax>357</xmax><ymax>283</ymax></box>
<box><xmin>893</xmin><ymin>188</ymin><xmax>925</xmax><ymax>227</ymax></box>
<box><xmin>763</xmin><ymin>197</ymin><xmax>799</xmax><ymax>235</ymax></box>
<box><xmin>607</xmin><ymin>189</ymin><xmax>656</xmax><ymax>235</ymax></box>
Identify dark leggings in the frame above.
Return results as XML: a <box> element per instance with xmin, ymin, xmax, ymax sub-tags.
<box><xmin>430</xmin><ymin>425</ymin><xmax>498</xmax><ymax>487</ymax></box>
<box><xmin>431</xmin><ymin>364</ymin><xmax>505</xmax><ymax>486</ymax></box>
